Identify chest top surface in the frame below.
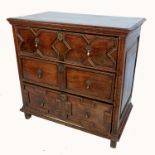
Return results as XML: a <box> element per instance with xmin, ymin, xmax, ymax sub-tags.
<box><xmin>8</xmin><ymin>11</ymin><xmax>145</xmax><ymax>31</ymax></box>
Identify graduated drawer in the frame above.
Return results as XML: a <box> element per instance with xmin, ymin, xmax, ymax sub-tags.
<box><xmin>66</xmin><ymin>67</ymin><xmax>115</xmax><ymax>103</ymax></box>
<box><xmin>21</xmin><ymin>58</ymin><xmax>115</xmax><ymax>103</ymax></box>
<box><xmin>23</xmin><ymin>84</ymin><xmax>112</xmax><ymax>136</ymax></box>
<box><xmin>21</xmin><ymin>58</ymin><xmax>58</xmax><ymax>88</ymax></box>
<box><xmin>16</xmin><ymin>27</ymin><xmax>118</xmax><ymax>72</ymax></box>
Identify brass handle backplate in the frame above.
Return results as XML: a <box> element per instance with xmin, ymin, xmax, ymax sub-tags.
<box><xmin>60</xmin><ymin>94</ymin><xmax>67</xmax><ymax>101</ymax></box>
<box><xmin>56</xmin><ymin>94</ymin><xmax>67</xmax><ymax>103</ymax></box>
<box><xmin>34</xmin><ymin>37</ymin><xmax>39</xmax><ymax>48</ymax></box>
<box><xmin>36</xmin><ymin>68</ymin><xmax>43</xmax><ymax>79</ymax></box>
<box><xmin>85</xmin><ymin>80</ymin><xmax>92</xmax><ymax>89</ymax></box>
<box><xmin>58</xmin><ymin>64</ymin><xmax>65</xmax><ymax>72</ymax></box>
<box><xmin>57</xmin><ymin>32</ymin><xmax>64</xmax><ymax>41</ymax></box>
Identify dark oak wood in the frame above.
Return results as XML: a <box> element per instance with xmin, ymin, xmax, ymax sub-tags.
<box><xmin>8</xmin><ymin>11</ymin><xmax>145</xmax><ymax>35</ymax></box>
<box><xmin>11</xmin><ymin>12</ymin><xmax>145</xmax><ymax>29</ymax></box>
<box><xmin>7</xmin><ymin>12</ymin><xmax>145</xmax><ymax>148</ymax></box>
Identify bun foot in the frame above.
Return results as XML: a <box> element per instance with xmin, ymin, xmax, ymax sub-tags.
<box><xmin>110</xmin><ymin>140</ymin><xmax>117</xmax><ymax>148</ymax></box>
<box><xmin>24</xmin><ymin>113</ymin><xmax>31</xmax><ymax>119</ymax></box>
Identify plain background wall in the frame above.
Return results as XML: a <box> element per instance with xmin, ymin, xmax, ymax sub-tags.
<box><xmin>0</xmin><ymin>0</ymin><xmax>154</xmax><ymax>154</ymax></box>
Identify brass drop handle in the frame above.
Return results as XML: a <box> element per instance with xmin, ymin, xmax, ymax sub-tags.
<box><xmin>85</xmin><ymin>80</ymin><xmax>92</xmax><ymax>89</ymax></box>
<box><xmin>34</xmin><ymin>37</ymin><xmax>39</xmax><ymax>48</ymax></box>
<box><xmin>36</xmin><ymin>68</ymin><xmax>43</xmax><ymax>79</ymax></box>
<box><xmin>87</xmin><ymin>51</ymin><xmax>90</xmax><ymax>56</ymax></box>
<box><xmin>85</xmin><ymin>45</ymin><xmax>92</xmax><ymax>56</ymax></box>
<box><xmin>37</xmin><ymin>98</ymin><xmax>45</xmax><ymax>107</ymax></box>
<box><xmin>84</xmin><ymin>112</ymin><xmax>90</xmax><ymax>119</ymax></box>
<box><xmin>39</xmin><ymin>102</ymin><xmax>44</xmax><ymax>107</ymax></box>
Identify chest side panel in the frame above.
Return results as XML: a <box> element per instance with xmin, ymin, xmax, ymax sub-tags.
<box><xmin>121</xmin><ymin>28</ymin><xmax>141</xmax><ymax>114</ymax></box>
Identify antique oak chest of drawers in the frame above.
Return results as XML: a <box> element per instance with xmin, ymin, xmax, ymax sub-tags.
<box><xmin>8</xmin><ymin>12</ymin><xmax>145</xmax><ymax>148</ymax></box>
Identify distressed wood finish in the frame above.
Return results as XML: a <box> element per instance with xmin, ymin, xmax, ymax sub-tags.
<box><xmin>23</xmin><ymin>84</ymin><xmax>113</xmax><ymax>137</ymax></box>
<box><xmin>8</xmin><ymin>12</ymin><xmax>145</xmax><ymax>148</ymax></box>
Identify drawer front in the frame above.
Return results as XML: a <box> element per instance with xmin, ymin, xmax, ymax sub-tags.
<box><xmin>64</xmin><ymin>33</ymin><xmax>118</xmax><ymax>72</ymax></box>
<box><xmin>66</xmin><ymin>67</ymin><xmax>115</xmax><ymax>103</ymax></box>
<box><xmin>16</xmin><ymin>27</ymin><xmax>118</xmax><ymax>72</ymax></box>
<box><xmin>23</xmin><ymin>84</ymin><xmax>112</xmax><ymax>136</ymax></box>
<box><xmin>23</xmin><ymin>85</ymin><xmax>50</xmax><ymax>114</ymax></box>
<box><xmin>23</xmin><ymin>85</ymin><xmax>68</xmax><ymax>119</ymax></box>
<box><xmin>67</xmin><ymin>95</ymin><xmax>112</xmax><ymax>135</ymax></box>
<box><xmin>21</xmin><ymin>58</ymin><xmax>58</xmax><ymax>87</ymax></box>
<box><xmin>16</xmin><ymin>28</ymin><xmax>58</xmax><ymax>59</ymax></box>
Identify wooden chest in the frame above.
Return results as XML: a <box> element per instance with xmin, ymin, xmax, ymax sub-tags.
<box><xmin>7</xmin><ymin>12</ymin><xmax>145</xmax><ymax>148</ymax></box>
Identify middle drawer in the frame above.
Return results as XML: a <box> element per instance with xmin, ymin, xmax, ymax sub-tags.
<box><xmin>21</xmin><ymin>58</ymin><xmax>115</xmax><ymax>103</ymax></box>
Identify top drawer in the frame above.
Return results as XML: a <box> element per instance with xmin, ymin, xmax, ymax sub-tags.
<box><xmin>15</xmin><ymin>27</ymin><xmax>118</xmax><ymax>72</ymax></box>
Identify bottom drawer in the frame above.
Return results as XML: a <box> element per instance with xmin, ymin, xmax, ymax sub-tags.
<box><xmin>22</xmin><ymin>84</ymin><xmax>113</xmax><ymax>136</ymax></box>
<box><xmin>67</xmin><ymin>96</ymin><xmax>112</xmax><ymax>135</ymax></box>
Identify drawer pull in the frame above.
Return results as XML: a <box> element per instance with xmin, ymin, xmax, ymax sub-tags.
<box><xmin>85</xmin><ymin>80</ymin><xmax>92</xmax><ymax>89</ymax></box>
<box><xmin>37</xmin><ymin>98</ymin><xmax>45</xmax><ymax>107</ymax></box>
<box><xmin>34</xmin><ymin>37</ymin><xmax>40</xmax><ymax>48</ymax></box>
<box><xmin>39</xmin><ymin>102</ymin><xmax>44</xmax><ymax>107</ymax></box>
<box><xmin>84</xmin><ymin>112</ymin><xmax>90</xmax><ymax>119</ymax></box>
<box><xmin>56</xmin><ymin>94</ymin><xmax>67</xmax><ymax>102</ymax></box>
<box><xmin>36</xmin><ymin>68</ymin><xmax>43</xmax><ymax>79</ymax></box>
<box><xmin>85</xmin><ymin>45</ymin><xmax>92</xmax><ymax>56</ymax></box>
<box><xmin>60</xmin><ymin>94</ymin><xmax>67</xmax><ymax>101</ymax></box>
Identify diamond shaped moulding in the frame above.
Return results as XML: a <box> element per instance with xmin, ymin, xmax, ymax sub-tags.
<box><xmin>51</xmin><ymin>32</ymin><xmax>71</xmax><ymax>61</ymax></box>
